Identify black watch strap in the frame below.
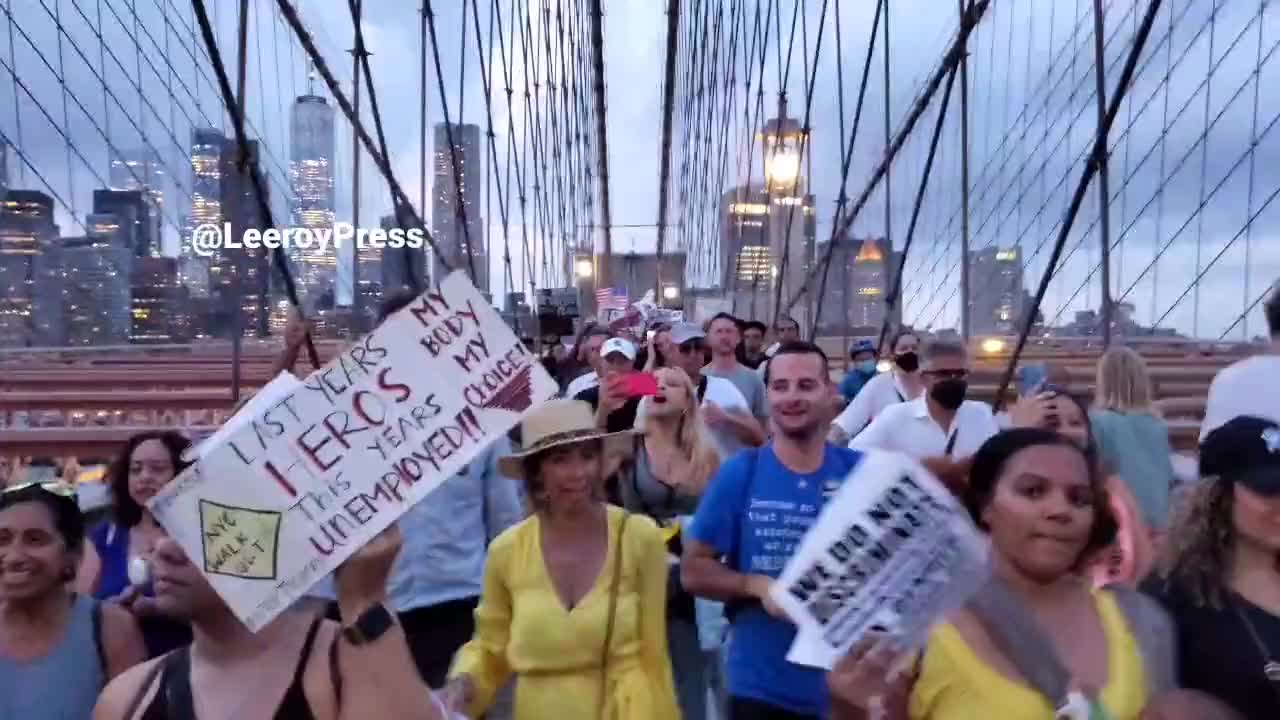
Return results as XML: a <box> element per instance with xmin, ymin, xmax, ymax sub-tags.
<box><xmin>341</xmin><ymin>603</ymin><xmax>394</xmax><ymax>646</ymax></box>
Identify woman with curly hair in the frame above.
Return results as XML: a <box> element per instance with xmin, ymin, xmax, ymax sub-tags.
<box><xmin>1143</xmin><ymin>415</ymin><xmax>1280</xmax><ymax>718</ymax></box>
<box><xmin>78</xmin><ymin>430</ymin><xmax>194</xmax><ymax>657</ymax></box>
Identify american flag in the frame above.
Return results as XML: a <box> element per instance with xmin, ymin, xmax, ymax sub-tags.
<box><xmin>595</xmin><ymin>286</ymin><xmax>629</xmax><ymax>310</ymax></box>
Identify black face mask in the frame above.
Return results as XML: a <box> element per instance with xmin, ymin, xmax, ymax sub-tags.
<box><xmin>930</xmin><ymin>379</ymin><xmax>968</xmax><ymax>411</ymax></box>
<box><xmin>894</xmin><ymin>352</ymin><xmax>919</xmax><ymax>373</ymax></box>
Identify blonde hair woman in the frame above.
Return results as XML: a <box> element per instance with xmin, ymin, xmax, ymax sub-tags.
<box><xmin>621</xmin><ymin>366</ymin><xmax>720</xmax><ymax>720</ymax></box>
<box><xmin>1090</xmin><ymin>346</ymin><xmax>1176</xmax><ymax>531</ymax></box>
<box><xmin>627</xmin><ymin>363</ymin><xmax>721</xmax><ymax>504</ymax></box>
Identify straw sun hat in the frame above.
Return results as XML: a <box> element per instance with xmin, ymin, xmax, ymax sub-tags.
<box><xmin>497</xmin><ymin>399</ymin><xmax>634</xmax><ymax>480</ymax></box>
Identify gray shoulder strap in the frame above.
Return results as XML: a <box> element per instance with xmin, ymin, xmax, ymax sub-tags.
<box><xmin>1106</xmin><ymin>584</ymin><xmax>1177</xmax><ymax>697</ymax></box>
<box><xmin>965</xmin><ymin>579</ymin><xmax>1072</xmax><ymax>707</ymax></box>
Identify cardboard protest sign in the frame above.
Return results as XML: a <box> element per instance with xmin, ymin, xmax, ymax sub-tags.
<box><xmin>150</xmin><ymin>271</ymin><xmax>557</xmax><ymax>631</ymax></box>
<box><xmin>770</xmin><ymin>451</ymin><xmax>988</xmax><ymax>669</ymax></box>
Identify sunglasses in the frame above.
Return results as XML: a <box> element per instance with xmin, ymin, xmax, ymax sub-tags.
<box><xmin>3</xmin><ymin>480</ymin><xmax>78</xmax><ymax>499</ymax></box>
<box><xmin>677</xmin><ymin>341</ymin><xmax>706</xmax><ymax>354</ymax></box>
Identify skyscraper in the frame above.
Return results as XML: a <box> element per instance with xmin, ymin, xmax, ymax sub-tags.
<box><xmin>715</xmin><ymin>116</ymin><xmax>817</xmax><ymax>324</ymax></box>
<box><xmin>720</xmin><ymin>185</ymin><xmax>771</xmax><ymax>296</ymax></box>
<box><xmin>211</xmin><ymin>140</ymin><xmax>272</xmax><ymax>338</ymax></box>
<box><xmin>290</xmin><ymin>90</ymin><xmax>336</xmax><ymax>303</ymax></box>
<box><xmin>718</xmin><ymin>179</ymin><xmax>816</xmax><ymax>322</ymax></box>
<box><xmin>61</xmin><ymin>225</ymin><xmax>133</xmax><ymax>347</ymax></box>
<box><xmin>432</xmin><ymin>122</ymin><xmax>485</xmax><ymax>291</ymax></box>
<box><xmin>108</xmin><ymin>147</ymin><xmax>166</xmax><ymax>253</ymax></box>
<box><xmin>812</xmin><ymin>233</ymin><xmax>901</xmax><ymax>334</ymax></box>
<box><xmin>0</xmin><ymin>190</ymin><xmax>59</xmax><ymax>347</ymax></box>
<box><xmin>380</xmin><ymin>206</ymin><xmax>425</xmax><ymax>294</ymax></box>
<box><xmin>183</xmin><ymin>129</ymin><xmax>272</xmax><ymax>338</ymax></box>
<box><xmin>182</xmin><ymin>128</ymin><xmax>226</xmax><ymax>298</ymax></box>
<box><xmin>968</xmin><ymin>246</ymin><xmax>1025</xmax><ymax>334</ymax></box>
<box><xmin>131</xmin><ymin>256</ymin><xmax>188</xmax><ymax>343</ymax></box>
<box><xmin>92</xmin><ymin>189</ymin><xmax>153</xmax><ymax>257</ymax></box>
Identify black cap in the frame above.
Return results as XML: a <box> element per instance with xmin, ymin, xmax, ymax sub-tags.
<box><xmin>1199</xmin><ymin>416</ymin><xmax>1280</xmax><ymax>495</ymax></box>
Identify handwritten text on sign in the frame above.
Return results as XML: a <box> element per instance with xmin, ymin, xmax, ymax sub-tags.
<box><xmin>150</xmin><ymin>271</ymin><xmax>557</xmax><ymax>632</ymax></box>
<box><xmin>770</xmin><ymin>451</ymin><xmax>989</xmax><ymax>669</ymax></box>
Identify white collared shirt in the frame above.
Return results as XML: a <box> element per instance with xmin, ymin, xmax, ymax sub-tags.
<box><xmin>831</xmin><ymin>371</ymin><xmax>918</xmax><ymax>437</ymax></box>
<box><xmin>850</xmin><ymin>394</ymin><xmax>1000</xmax><ymax>460</ymax></box>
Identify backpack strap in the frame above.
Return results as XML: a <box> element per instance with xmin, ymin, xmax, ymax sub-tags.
<box><xmin>121</xmin><ymin>657</ymin><xmax>169</xmax><ymax>720</ymax></box>
<box><xmin>1106</xmin><ymin>584</ymin><xmax>1177</xmax><ymax>697</ymax></box>
<box><xmin>729</xmin><ymin>447</ymin><xmax>761</xmax><ymax>566</ymax></box>
<box><xmin>329</xmin><ymin>631</ymin><xmax>344</xmax><ymax>707</ymax></box>
<box><xmin>90</xmin><ymin>597</ymin><xmax>108</xmax><ymax>675</ymax></box>
<box><xmin>724</xmin><ymin>448</ymin><xmax>762</xmax><ymax>623</ymax></box>
<box><xmin>163</xmin><ymin>646</ymin><xmax>196</xmax><ymax>719</ymax></box>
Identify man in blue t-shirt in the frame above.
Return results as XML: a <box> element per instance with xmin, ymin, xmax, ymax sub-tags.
<box><xmin>684</xmin><ymin>341</ymin><xmax>862</xmax><ymax>719</ymax></box>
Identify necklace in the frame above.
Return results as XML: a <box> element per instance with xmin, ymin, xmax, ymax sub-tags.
<box><xmin>1230</xmin><ymin>598</ymin><xmax>1280</xmax><ymax>687</ymax></box>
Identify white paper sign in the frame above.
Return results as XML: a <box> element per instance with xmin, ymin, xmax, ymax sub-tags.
<box><xmin>149</xmin><ymin>271</ymin><xmax>557</xmax><ymax>631</ymax></box>
<box><xmin>770</xmin><ymin>451</ymin><xmax>989</xmax><ymax>669</ymax></box>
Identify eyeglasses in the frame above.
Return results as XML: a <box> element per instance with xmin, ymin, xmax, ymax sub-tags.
<box><xmin>923</xmin><ymin>369</ymin><xmax>969</xmax><ymax>380</ymax></box>
<box><xmin>2</xmin><ymin>480</ymin><xmax>77</xmax><ymax>499</ymax></box>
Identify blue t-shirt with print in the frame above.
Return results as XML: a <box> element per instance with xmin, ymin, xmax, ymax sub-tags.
<box><xmin>688</xmin><ymin>442</ymin><xmax>862</xmax><ymax>717</ymax></box>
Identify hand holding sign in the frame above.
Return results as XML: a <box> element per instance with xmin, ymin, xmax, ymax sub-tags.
<box><xmin>335</xmin><ymin>523</ymin><xmax>401</xmax><ymax>618</ymax></box>
<box><xmin>769</xmin><ymin>451</ymin><xmax>989</xmax><ymax>670</ymax></box>
<box><xmin>827</xmin><ymin>635</ymin><xmax>918</xmax><ymax>720</ymax></box>
<box><xmin>149</xmin><ymin>272</ymin><xmax>558</xmax><ymax>632</ymax></box>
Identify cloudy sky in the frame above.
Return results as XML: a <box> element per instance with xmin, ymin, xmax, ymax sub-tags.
<box><xmin>2</xmin><ymin>0</ymin><xmax>1277</xmax><ymax>339</ymax></box>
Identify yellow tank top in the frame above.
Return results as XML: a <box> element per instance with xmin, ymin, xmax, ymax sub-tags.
<box><xmin>908</xmin><ymin>590</ymin><xmax>1149</xmax><ymax>720</ymax></box>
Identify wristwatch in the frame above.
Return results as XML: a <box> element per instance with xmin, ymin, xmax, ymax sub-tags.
<box><xmin>341</xmin><ymin>603</ymin><xmax>394</xmax><ymax>646</ymax></box>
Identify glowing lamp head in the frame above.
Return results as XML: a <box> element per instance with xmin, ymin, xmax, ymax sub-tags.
<box><xmin>662</xmin><ymin>285</ymin><xmax>680</xmax><ymax>301</ymax></box>
<box><xmin>875</xmin><ymin>359</ymin><xmax>893</xmax><ymax>373</ymax></box>
<box><xmin>574</xmin><ymin>258</ymin><xmax>593</xmax><ymax>279</ymax></box>
<box><xmin>766</xmin><ymin>150</ymin><xmax>800</xmax><ymax>187</ymax></box>
<box><xmin>980</xmin><ymin>337</ymin><xmax>1007</xmax><ymax>355</ymax></box>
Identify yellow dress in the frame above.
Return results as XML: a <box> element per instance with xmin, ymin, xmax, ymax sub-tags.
<box><xmin>908</xmin><ymin>590</ymin><xmax>1149</xmax><ymax>720</ymax></box>
<box><xmin>450</xmin><ymin>505</ymin><xmax>680</xmax><ymax>720</ymax></box>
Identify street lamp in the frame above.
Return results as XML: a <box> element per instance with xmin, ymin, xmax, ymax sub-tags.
<box><xmin>574</xmin><ymin>258</ymin><xmax>593</xmax><ymax>279</ymax></box>
<box><xmin>980</xmin><ymin>337</ymin><xmax>1007</xmax><ymax>355</ymax></box>
<box><xmin>765</xmin><ymin>148</ymin><xmax>800</xmax><ymax>188</ymax></box>
<box><xmin>662</xmin><ymin>284</ymin><xmax>680</xmax><ymax>301</ymax></box>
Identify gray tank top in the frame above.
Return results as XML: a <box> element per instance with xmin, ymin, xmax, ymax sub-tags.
<box><xmin>622</xmin><ymin>437</ymin><xmax>701</xmax><ymax>521</ymax></box>
<box><xmin>0</xmin><ymin>594</ymin><xmax>105</xmax><ymax>720</ymax></box>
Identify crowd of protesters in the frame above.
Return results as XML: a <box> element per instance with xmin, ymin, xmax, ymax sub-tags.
<box><xmin>1</xmin><ymin>282</ymin><xmax>1278</xmax><ymax>720</ymax></box>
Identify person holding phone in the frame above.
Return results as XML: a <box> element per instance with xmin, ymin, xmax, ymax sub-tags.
<box><xmin>575</xmin><ymin>338</ymin><xmax>647</xmax><ymax>433</ymax></box>
<box><xmin>998</xmin><ymin>362</ymin><xmax>1073</xmax><ymax>429</ymax></box>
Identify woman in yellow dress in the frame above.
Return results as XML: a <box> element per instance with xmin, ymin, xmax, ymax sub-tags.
<box><xmin>441</xmin><ymin>399</ymin><xmax>680</xmax><ymax>720</ymax></box>
<box><xmin>827</xmin><ymin>427</ymin><xmax>1175</xmax><ymax>720</ymax></box>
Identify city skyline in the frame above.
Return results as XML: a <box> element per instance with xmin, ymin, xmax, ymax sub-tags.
<box><xmin>0</xmin><ymin>2</ymin><xmax>1275</xmax><ymax>343</ymax></box>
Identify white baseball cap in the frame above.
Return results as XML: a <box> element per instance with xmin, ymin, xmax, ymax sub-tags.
<box><xmin>600</xmin><ymin>337</ymin><xmax>636</xmax><ymax>361</ymax></box>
